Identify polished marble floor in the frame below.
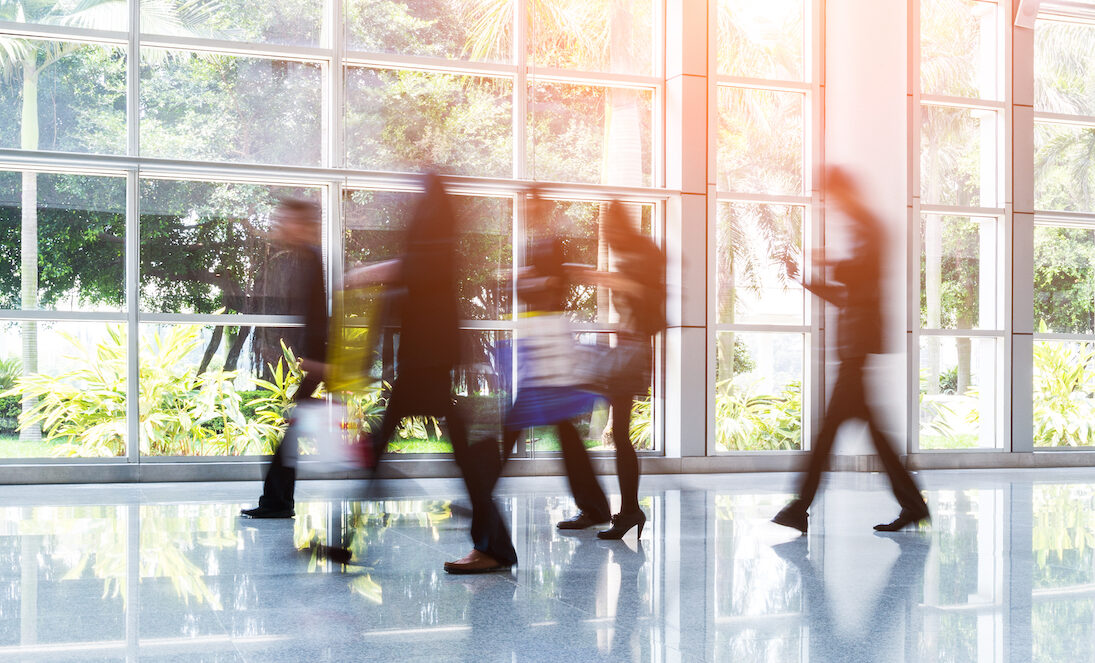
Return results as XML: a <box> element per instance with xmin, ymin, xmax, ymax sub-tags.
<box><xmin>0</xmin><ymin>468</ymin><xmax>1089</xmax><ymax>661</ymax></box>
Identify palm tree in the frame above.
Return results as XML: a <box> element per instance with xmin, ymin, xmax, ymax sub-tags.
<box><xmin>0</xmin><ymin>0</ymin><xmax>215</xmax><ymax>442</ymax></box>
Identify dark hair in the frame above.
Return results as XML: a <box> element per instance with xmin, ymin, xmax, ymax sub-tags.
<box><xmin>277</xmin><ymin>197</ymin><xmax>321</xmax><ymax>222</ymax></box>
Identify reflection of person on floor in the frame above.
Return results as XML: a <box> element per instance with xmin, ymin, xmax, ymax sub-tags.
<box><xmin>494</xmin><ymin>188</ymin><xmax>612</xmax><ymax>533</ymax></box>
<box><xmin>241</xmin><ymin>198</ymin><xmax>328</xmax><ymax>520</ymax></box>
<box><xmin>772</xmin><ymin>536</ymin><xmax>929</xmax><ymax>663</ymax></box>
<box><xmin>341</xmin><ymin>173</ymin><xmax>517</xmax><ymax>574</ymax></box>
<box><xmin>772</xmin><ymin>167</ymin><xmax>929</xmax><ymax>534</ymax></box>
<box><xmin>568</xmin><ymin>201</ymin><xmax>666</xmax><ymax>539</ymax></box>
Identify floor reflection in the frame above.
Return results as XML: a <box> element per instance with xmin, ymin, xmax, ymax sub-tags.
<box><xmin>0</xmin><ymin>469</ymin><xmax>1089</xmax><ymax>661</ymax></box>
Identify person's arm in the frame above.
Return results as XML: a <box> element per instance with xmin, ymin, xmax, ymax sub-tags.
<box><xmin>299</xmin><ymin>357</ymin><xmax>328</xmax><ymax>379</ymax></box>
<box><xmin>344</xmin><ymin>259</ymin><xmax>401</xmax><ymax>289</ymax></box>
<box><xmin>564</xmin><ymin>263</ymin><xmax>634</xmax><ymax>291</ymax></box>
<box><xmin>784</xmin><ymin>256</ymin><xmax>846</xmax><ymax>306</ymax></box>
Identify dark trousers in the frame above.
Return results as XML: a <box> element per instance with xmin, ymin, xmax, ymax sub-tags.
<box><xmin>796</xmin><ymin>358</ymin><xmax>926</xmax><ymax>512</ymax></box>
<box><xmin>609</xmin><ymin>393</ymin><xmax>640</xmax><ymax>515</ymax></box>
<box><xmin>500</xmin><ymin>421</ymin><xmax>610</xmax><ymax>522</ymax></box>
<box><xmin>257</xmin><ymin>374</ymin><xmax>321</xmax><ymax>511</ymax></box>
<box><xmin>373</xmin><ymin>388</ymin><xmax>518</xmax><ymax>567</ymax></box>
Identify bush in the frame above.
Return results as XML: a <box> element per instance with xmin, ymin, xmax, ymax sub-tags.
<box><xmin>0</xmin><ymin>394</ymin><xmax>19</xmax><ymax>436</ymax></box>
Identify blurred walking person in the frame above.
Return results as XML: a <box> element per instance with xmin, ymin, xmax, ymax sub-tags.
<box><xmin>344</xmin><ymin>173</ymin><xmax>517</xmax><ymax>574</ymax></box>
<box><xmin>492</xmin><ymin>189</ymin><xmax>612</xmax><ymax>532</ymax></box>
<box><xmin>241</xmin><ymin>198</ymin><xmax>327</xmax><ymax>519</ymax></box>
<box><xmin>771</xmin><ymin>167</ymin><xmax>930</xmax><ymax>534</ymax></box>
<box><xmin>571</xmin><ymin>201</ymin><xmax>666</xmax><ymax>539</ymax></box>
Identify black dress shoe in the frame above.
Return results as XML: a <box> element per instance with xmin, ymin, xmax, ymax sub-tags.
<box><xmin>240</xmin><ymin>506</ymin><xmax>295</xmax><ymax>519</ymax></box>
<box><xmin>597</xmin><ymin>510</ymin><xmax>646</xmax><ymax>540</ymax></box>
<box><xmin>874</xmin><ymin>507</ymin><xmax>930</xmax><ymax>532</ymax></box>
<box><xmin>557</xmin><ymin>511</ymin><xmax>609</xmax><ymax>530</ymax></box>
<box><xmin>771</xmin><ymin>501</ymin><xmax>808</xmax><ymax>534</ymax></box>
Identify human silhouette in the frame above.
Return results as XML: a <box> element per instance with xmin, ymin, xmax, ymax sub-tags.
<box><xmin>772</xmin><ymin>167</ymin><xmax>929</xmax><ymax>534</ymax></box>
<box><xmin>339</xmin><ymin>173</ymin><xmax>517</xmax><ymax>574</ymax></box>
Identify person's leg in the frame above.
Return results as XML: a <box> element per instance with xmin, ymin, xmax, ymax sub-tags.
<box><xmin>611</xmin><ymin>395</ymin><xmax>640</xmax><ymax>515</ymax></box>
<box><xmin>556</xmin><ymin>420</ymin><xmax>611</xmax><ymax>523</ymax></box>
<box><xmin>866</xmin><ymin>410</ymin><xmax>928</xmax><ymax>514</ymax></box>
<box><xmin>447</xmin><ymin>406</ymin><xmax>517</xmax><ymax>568</ymax></box>
<box><xmin>250</xmin><ymin>418</ymin><xmax>301</xmax><ymax>515</ymax></box>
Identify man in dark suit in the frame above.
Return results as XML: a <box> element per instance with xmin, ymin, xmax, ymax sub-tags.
<box><xmin>772</xmin><ymin>167</ymin><xmax>929</xmax><ymax>534</ymax></box>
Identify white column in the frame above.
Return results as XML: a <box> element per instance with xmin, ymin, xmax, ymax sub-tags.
<box><xmin>825</xmin><ymin>0</ymin><xmax>910</xmax><ymax>455</ymax></box>
<box><xmin>663</xmin><ymin>0</ymin><xmax>709</xmax><ymax>459</ymax></box>
<box><xmin>1012</xmin><ymin>12</ymin><xmax>1035</xmax><ymax>453</ymax></box>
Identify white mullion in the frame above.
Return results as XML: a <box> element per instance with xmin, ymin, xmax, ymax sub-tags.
<box><xmin>343</xmin><ymin>50</ymin><xmax>519</xmax><ymax>78</ymax></box>
<box><xmin>1033</xmin><ymin>210</ymin><xmax>1095</xmax><ymax>224</ymax></box>
<box><xmin>138</xmin><ymin>34</ymin><xmax>333</xmax><ymax>63</ymax></box>
<box><xmin>512</xmin><ymin>66</ymin><xmax>661</xmax><ymax>89</ymax></box>
<box><xmin>0</xmin><ymin>148</ymin><xmax>677</xmax><ymax>198</ymax></box>
<box><xmin>715</xmin><ymin>192</ymin><xmax>812</xmax><ymax>205</ymax></box>
<box><xmin>921</xmin><ymin>94</ymin><xmax>1007</xmax><ymax>110</ymax></box>
<box><xmin>125</xmin><ymin>168</ymin><xmax>140</xmax><ymax>465</ymax></box>
<box><xmin>910</xmin><ymin>0</ymin><xmax>922</xmax><ymax>453</ymax></box>
<box><xmin>1031</xmin><ymin>111</ymin><xmax>1095</xmax><ymax>127</ymax></box>
<box><xmin>140</xmin><ymin>313</ymin><xmax>305</xmax><ymax>327</ymax></box>
<box><xmin>918</xmin><ymin>328</ymin><xmax>1007</xmax><ymax>338</ymax></box>
<box><xmin>0</xmin><ymin>20</ymin><xmax>126</xmax><ymax>45</ymax></box>
<box><xmin>715</xmin><ymin>75</ymin><xmax>811</xmax><ymax>93</ymax></box>
<box><xmin>920</xmin><ymin>204</ymin><xmax>1006</xmax><ymax>217</ymax></box>
<box><xmin>715</xmin><ymin>324</ymin><xmax>812</xmax><ymax>334</ymax></box>
<box><xmin>514</xmin><ymin>0</ymin><xmax>528</xmax><ymax>181</ymax></box>
<box><xmin>1032</xmin><ymin>333</ymin><xmax>1095</xmax><ymax>343</ymax></box>
<box><xmin>126</xmin><ymin>0</ymin><xmax>140</xmax><ymax>466</ymax></box>
<box><xmin>808</xmin><ymin>0</ymin><xmax>823</xmax><ymax>454</ymax></box>
<box><xmin>1002</xmin><ymin>0</ymin><xmax>1014</xmax><ymax>453</ymax></box>
<box><xmin>706</xmin><ymin>0</ymin><xmax>718</xmax><ymax>456</ymax></box>
<box><xmin>0</xmin><ymin>310</ymin><xmax>127</xmax><ymax>322</ymax></box>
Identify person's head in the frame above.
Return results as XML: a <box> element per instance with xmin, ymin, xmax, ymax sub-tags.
<box><xmin>271</xmin><ymin>198</ymin><xmax>321</xmax><ymax>247</ymax></box>
<box><xmin>603</xmin><ymin>200</ymin><xmax>643</xmax><ymax>254</ymax></box>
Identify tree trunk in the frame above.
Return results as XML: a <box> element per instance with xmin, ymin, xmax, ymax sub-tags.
<box><xmin>19</xmin><ymin>61</ymin><xmax>40</xmax><ymax>442</ymax></box>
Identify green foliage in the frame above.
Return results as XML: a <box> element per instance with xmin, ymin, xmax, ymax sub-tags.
<box><xmin>1033</xmin><ymin>333</ymin><xmax>1095</xmax><ymax>447</ymax></box>
<box><xmin>1</xmin><ymin>324</ymin><xmax>292</xmax><ymax>457</ymax></box>
<box><xmin>0</xmin><ymin>356</ymin><xmax>20</xmax><ymax>391</ymax></box>
<box><xmin>715</xmin><ymin>378</ymin><xmax>801</xmax><ymax>451</ymax></box>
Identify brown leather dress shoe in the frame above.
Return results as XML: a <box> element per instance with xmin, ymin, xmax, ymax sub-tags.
<box><xmin>443</xmin><ymin>549</ymin><xmax>512</xmax><ymax>575</ymax></box>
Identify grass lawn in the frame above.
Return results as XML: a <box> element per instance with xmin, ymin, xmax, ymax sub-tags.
<box><xmin>0</xmin><ymin>435</ymin><xmax>58</xmax><ymax>458</ymax></box>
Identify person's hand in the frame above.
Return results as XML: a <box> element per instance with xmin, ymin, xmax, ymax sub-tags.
<box><xmin>782</xmin><ymin>253</ymin><xmax>800</xmax><ymax>280</ymax></box>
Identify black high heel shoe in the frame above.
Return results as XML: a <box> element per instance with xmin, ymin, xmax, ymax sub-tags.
<box><xmin>597</xmin><ymin>510</ymin><xmax>646</xmax><ymax>540</ymax></box>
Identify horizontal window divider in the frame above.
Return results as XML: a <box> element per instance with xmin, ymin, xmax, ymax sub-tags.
<box><xmin>139</xmin><ymin>34</ymin><xmax>332</xmax><ymax>63</ymax></box>
<box><xmin>920</xmin><ymin>94</ymin><xmax>1006</xmax><ymax>110</ymax></box>
<box><xmin>0</xmin><ymin>310</ymin><xmax>126</xmax><ymax>322</ymax></box>
<box><xmin>526</xmin><ymin>67</ymin><xmax>662</xmax><ymax>89</ymax></box>
<box><xmin>919</xmin><ymin>204</ymin><xmax>1006</xmax><ymax>217</ymax></box>
<box><xmin>0</xmin><ymin>20</ymin><xmax>126</xmax><ymax>46</ymax></box>
<box><xmin>715</xmin><ymin>75</ymin><xmax>811</xmax><ymax>93</ymax></box>
<box><xmin>139</xmin><ymin>313</ymin><xmax>305</xmax><ymax>327</ymax></box>
<box><xmin>0</xmin><ymin>149</ymin><xmax>677</xmax><ymax>199</ymax></box>
<box><xmin>715</xmin><ymin>192</ymin><xmax>811</xmax><ymax>205</ymax></box>
<box><xmin>715</xmin><ymin>324</ymin><xmax>810</xmax><ymax>334</ymax></box>
<box><xmin>1032</xmin><ymin>445</ymin><xmax>1095</xmax><ymax>452</ymax></box>
<box><xmin>343</xmin><ymin>51</ymin><xmax>518</xmax><ymax>77</ymax></box>
<box><xmin>1033</xmin><ymin>111</ymin><xmax>1095</xmax><ymax>127</ymax></box>
<box><xmin>917</xmin><ymin>328</ymin><xmax>1005</xmax><ymax>337</ymax></box>
<box><xmin>1032</xmin><ymin>333</ymin><xmax>1095</xmax><ymax>342</ymax></box>
<box><xmin>1033</xmin><ymin>210</ymin><xmax>1095</xmax><ymax>224</ymax></box>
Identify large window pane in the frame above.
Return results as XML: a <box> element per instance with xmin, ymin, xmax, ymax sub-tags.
<box><xmin>716</xmin><ymin>203</ymin><xmax>804</xmax><ymax>326</ymax></box>
<box><xmin>1033</xmin><ymin>341</ymin><xmax>1095</xmax><ymax>448</ymax></box>
<box><xmin>1034</xmin><ymin>224</ymin><xmax>1095</xmax><ymax>335</ymax></box>
<box><xmin>141</xmin><ymin>0</ymin><xmax>323</xmax><ymax>46</ymax></box>
<box><xmin>717</xmin><ymin>0</ymin><xmax>805</xmax><ymax>81</ymax></box>
<box><xmin>346</xmin><ymin>0</ymin><xmax>511</xmax><ymax>62</ymax></box>
<box><xmin>139</xmin><ymin>179</ymin><xmax>322</xmax><ymax>315</ymax></box>
<box><xmin>717</xmin><ymin>87</ymin><xmax>804</xmax><ymax>195</ymax></box>
<box><xmin>1035</xmin><ymin>121</ymin><xmax>1095</xmax><ymax>213</ymax></box>
<box><xmin>524</xmin><ymin>200</ymin><xmax>653</xmax><ymax>324</ymax></box>
<box><xmin>0</xmin><ymin>40</ymin><xmax>126</xmax><ymax>155</ymax></box>
<box><xmin>0</xmin><ymin>171</ymin><xmax>125</xmax><ymax>312</ymax></box>
<box><xmin>139</xmin><ymin>323</ymin><xmax>305</xmax><ymax>457</ymax></box>
<box><xmin>919</xmin><ymin>335</ymin><xmax>1001</xmax><ymax>449</ymax></box>
<box><xmin>714</xmin><ymin>332</ymin><xmax>803</xmax><ymax>452</ymax></box>
<box><xmin>344</xmin><ymin>68</ymin><xmax>513</xmax><ymax>177</ymax></box>
<box><xmin>529</xmin><ymin>0</ymin><xmax>654</xmax><ymax>75</ymax></box>
<box><xmin>1035</xmin><ymin>19</ymin><xmax>1095</xmax><ymax>116</ymax></box>
<box><xmin>921</xmin><ymin>0</ymin><xmax>1000</xmax><ymax>99</ymax></box>
<box><xmin>343</xmin><ymin>189</ymin><xmax>513</xmax><ymax>321</ymax></box>
<box><xmin>0</xmin><ymin>321</ymin><xmax>126</xmax><ymax>459</ymax></box>
<box><xmin>921</xmin><ymin>104</ymin><xmax>1000</xmax><ymax>207</ymax></box>
<box><xmin>140</xmin><ymin>50</ymin><xmax>322</xmax><ymax>166</ymax></box>
<box><xmin>920</xmin><ymin>215</ymin><xmax>1002</xmax><ymax>330</ymax></box>
<box><xmin>527</xmin><ymin>82</ymin><xmax>653</xmax><ymax>186</ymax></box>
